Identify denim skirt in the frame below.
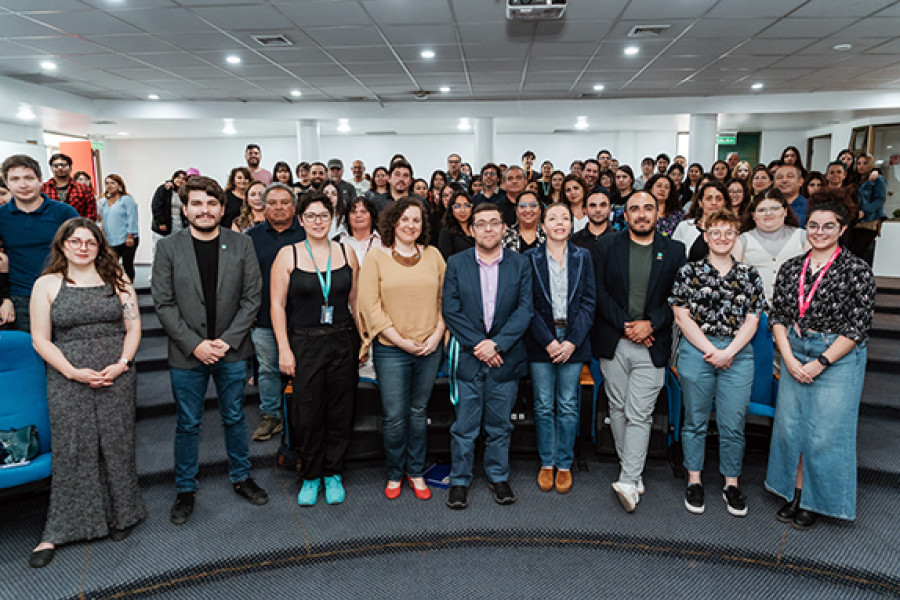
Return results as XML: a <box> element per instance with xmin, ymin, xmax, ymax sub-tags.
<box><xmin>764</xmin><ymin>329</ymin><xmax>866</xmax><ymax>520</ymax></box>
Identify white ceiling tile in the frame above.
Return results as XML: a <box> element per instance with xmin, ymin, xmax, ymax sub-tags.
<box><xmin>345</xmin><ymin>62</ymin><xmax>410</xmax><ymax>76</ymax></box>
<box><xmin>0</xmin><ymin>14</ymin><xmax>60</xmax><ymax>37</ymax></box>
<box><xmin>380</xmin><ymin>24</ymin><xmax>459</xmax><ymax>46</ymax></box>
<box><xmin>734</xmin><ymin>38</ymin><xmax>817</xmax><ymax>55</ymax></box>
<box><xmin>791</xmin><ymin>0</ymin><xmax>894</xmax><ymax>18</ymax></box>
<box><xmin>865</xmin><ymin>38</ymin><xmax>900</xmax><ymax>54</ymax></box>
<box><xmin>769</xmin><ymin>54</ymin><xmax>851</xmax><ymax>69</ymax></box>
<box><xmin>706</xmin><ymin>0</ymin><xmax>805</xmax><ymax>19</ymax></box>
<box><xmin>4</xmin><ymin>36</ymin><xmax>102</xmax><ymax>56</ymax></box>
<box><xmin>86</xmin><ymin>34</ymin><xmax>178</xmax><ymax>53</ymax></box>
<box><xmin>68</xmin><ymin>54</ymin><xmax>145</xmax><ymax>69</ymax></box>
<box><xmin>3</xmin><ymin>0</ymin><xmax>89</xmax><ymax>9</ymax></box>
<box><xmin>305</xmin><ymin>26</ymin><xmax>389</xmax><ymax>47</ymax></box>
<box><xmin>107</xmin><ymin>8</ymin><xmax>212</xmax><ymax>34</ymax></box>
<box><xmin>531</xmin><ymin>41</ymin><xmax>600</xmax><ymax>57</ymax></box>
<box><xmin>365</xmin><ymin>0</ymin><xmax>453</xmax><ymax>25</ymax></box>
<box><xmin>274</xmin><ymin>1</ymin><xmax>371</xmax><ymax>28</ymax></box>
<box><xmin>689</xmin><ymin>18</ymin><xmax>774</xmax><ymax>39</ymax></box>
<box><xmin>838</xmin><ymin>18</ymin><xmax>900</xmax><ymax>38</ymax></box>
<box><xmin>191</xmin><ymin>6</ymin><xmax>290</xmax><ymax>30</ymax></box>
<box><xmin>756</xmin><ymin>18</ymin><xmax>846</xmax><ymax>39</ymax></box>
<box><xmin>622</xmin><ymin>0</ymin><xmax>717</xmax><ymax>20</ymax></box>
<box><xmin>124</xmin><ymin>52</ymin><xmax>208</xmax><ymax>68</ymax></box>
<box><xmin>155</xmin><ymin>32</ymin><xmax>236</xmax><ymax>52</ymax></box>
<box><xmin>33</xmin><ymin>10</ymin><xmax>141</xmax><ymax>35</ymax></box>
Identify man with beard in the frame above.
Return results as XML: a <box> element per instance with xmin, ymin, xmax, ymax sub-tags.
<box><xmin>245</xmin><ymin>144</ymin><xmax>272</xmax><ymax>185</ymax></box>
<box><xmin>582</xmin><ymin>159</ymin><xmax>610</xmax><ymax>197</ymax></box>
<box><xmin>571</xmin><ymin>191</ymin><xmax>613</xmax><ymax>251</ymax></box>
<box><xmin>370</xmin><ymin>160</ymin><xmax>412</xmax><ymax>213</ymax></box>
<box><xmin>591</xmin><ymin>191</ymin><xmax>685</xmax><ymax>513</ymax></box>
<box><xmin>152</xmin><ymin>175</ymin><xmax>267</xmax><ymax>526</ymax></box>
<box><xmin>309</xmin><ymin>162</ymin><xmax>328</xmax><ymax>190</ymax></box>
<box><xmin>497</xmin><ymin>165</ymin><xmax>527</xmax><ymax>227</ymax></box>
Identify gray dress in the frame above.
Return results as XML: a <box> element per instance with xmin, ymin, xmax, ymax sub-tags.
<box><xmin>42</xmin><ymin>282</ymin><xmax>145</xmax><ymax>545</ymax></box>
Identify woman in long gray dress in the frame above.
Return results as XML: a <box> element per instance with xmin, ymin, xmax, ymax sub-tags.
<box><xmin>27</xmin><ymin>217</ymin><xmax>145</xmax><ymax>568</ymax></box>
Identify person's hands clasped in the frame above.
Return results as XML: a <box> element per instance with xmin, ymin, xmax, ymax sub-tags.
<box><xmin>474</xmin><ymin>339</ymin><xmax>503</xmax><ymax>367</ymax></box>
<box><xmin>704</xmin><ymin>348</ymin><xmax>734</xmax><ymax>370</ymax></box>
<box><xmin>70</xmin><ymin>367</ymin><xmax>110</xmax><ymax>388</ymax></box>
<box><xmin>550</xmin><ymin>340</ymin><xmax>576</xmax><ymax>364</ymax></box>
<box><xmin>193</xmin><ymin>340</ymin><xmax>228</xmax><ymax>365</ymax></box>
<box><xmin>625</xmin><ymin>321</ymin><xmax>655</xmax><ymax>347</ymax></box>
<box><xmin>97</xmin><ymin>361</ymin><xmax>129</xmax><ymax>384</ymax></box>
<box><xmin>785</xmin><ymin>356</ymin><xmax>820</xmax><ymax>384</ymax></box>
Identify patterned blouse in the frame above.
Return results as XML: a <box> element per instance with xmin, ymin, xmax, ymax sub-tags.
<box><xmin>656</xmin><ymin>209</ymin><xmax>684</xmax><ymax>237</ymax></box>
<box><xmin>502</xmin><ymin>224</ymin><xmax>546</xmax><ymax>253</ymax></box>
<box><xmin>669</xmin><ymin>257</ymin><xmax>767</xmax><ymax>338</ymax></box>
<box><xmin>770</xmin><ymin>250</ymin><xmax>875</xmax><ymax>344</ymax></box>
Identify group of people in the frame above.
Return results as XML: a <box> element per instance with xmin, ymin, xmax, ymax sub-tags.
<box><xmin>0</xmin><ymin>143</ymin><xmax>877</xmax><ymax>570</ymax></box>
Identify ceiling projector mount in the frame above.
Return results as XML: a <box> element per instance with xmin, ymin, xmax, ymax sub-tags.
<box><xmin>506</xmin><ymin>0</ymin><xmax>567</xmax><ymax>21</ymax></box>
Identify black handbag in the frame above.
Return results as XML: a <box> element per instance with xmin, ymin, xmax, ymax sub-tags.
<box><xmin>0</xmin><ymin>425</ymin><xmax>40</xmax><ymax>465</ymax></box>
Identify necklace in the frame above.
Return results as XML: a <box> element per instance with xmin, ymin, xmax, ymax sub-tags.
<box><xmin>391</xmin><ymin>245</ymin><xmax>421</xmax><ymax>266</ymax></box>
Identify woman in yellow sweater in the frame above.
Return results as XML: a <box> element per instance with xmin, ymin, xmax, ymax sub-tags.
<box><xmin>357</xmin><ymin>196</ymin><xmax>446</xmax><ymax>501</ymax></box>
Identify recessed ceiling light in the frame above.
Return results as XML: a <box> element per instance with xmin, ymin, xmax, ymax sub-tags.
<box><xmin>575</xmin><ymin>116</ymin><xmax>589</xmax><ymax>130</ymax></box>
<box><xmin>420</xmin><ymin>49</ymin><xmax>435</xmax><ymax>59</ymax></box>
<box><xmin>290</xmin><ymin>89</ymin><xmax>301</xmax><ymax>97</ymax></box>
<box><xmin>40</xmin><ymin>61</ymin><xmax>57</xmax><ymax>70</ymax></box>
<box><xmin>440</xmin><ymin>86</ymin><xmax>450</xmax><ymax>93</ymax></box>
<box><xmin>832</xmin><ymin>43</ymin><xmax>852</xmax><ymax>52</ymax></box>
<box><xmin>337</xmin><ymin>118</ymin><xmax>351</xmax><ymax>133</ymax></box>
<box><xmin>624</xmin><ymin>46</ymin><xmax>639</xmax><ymax>56</ymax></box>
<box><xmin>148</xmin><ymin>93</ymin><xmax>160</xmax><ymax>100</ymax></box>
<box><xmin>117</xmin><ymin>131</ymin><xmax>129</xmax><ymax>136</ymax></box>
<box><xmin>16</xmin><ymin>105</ymin><xmax>35</xmax><ymax>121</ymax></box>
<box><xmin>458</xmin><ymin>118</ymin><xmax>471</xmax><ymax>131</ymax></box>
<box><xmin>593</xmin><ymin>84</ymin><xmax>605</xmax><ymax>92</ymax></box>
<box><xmin>222</xmin><ymin>119</ymin><xmax>236</xmax><ymax>135</ymax></box>
<box><xmin>751</xmin><ymin>82</ymin><xmax>764</xmax><ymax>90</ymax></box>
<box><xmin>226</xmin><ymin>55</ymin><xmax>241</xmax><ymax>64</ymax></box>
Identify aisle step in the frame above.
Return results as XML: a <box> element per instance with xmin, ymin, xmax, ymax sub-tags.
<box><xmin>135</xmin><ymin>336</ymin><xmax>169</xmax><ymax>372</ymax></box>
<box><xmin>860</xmin><ymin>371</ymin><xmax>900</xmax><ymax>413</ymax></box>
<box><xmin>140</xmin><ymin>312</ymin><xmax>166</xmax><ymax>337</ymax></box>
<box><xmin>864</xmin><ymin>338</ymin><xmax>900</xmax><ymax>374</ymax></box>
<box><xmin>875</xmin><ymin>276</ymin><xmax>900</xmax><ymax>294</ymax></box>
<box><xmin>138</xmin><ymin>293</ymin><xmax>155</xmax><ymax>315</ymax></box>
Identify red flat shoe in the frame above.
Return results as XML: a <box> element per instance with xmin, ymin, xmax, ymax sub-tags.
<box><xmin>407</xmin><ymin>477</ymin><xmax>432</xmax><ymax>500</ymax></box>
<box><xmin>385</xmin><ymin>481</ymin><xmax>402</xmax><ymax>500</ymax></box>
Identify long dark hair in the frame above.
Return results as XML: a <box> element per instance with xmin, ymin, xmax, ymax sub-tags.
<box><xmin>687</xmin><ymin>181</ymin><xmax>727</xmax><ymax>221</ymax></box>
<box><xmin>342</xmin><ymin>196</ymin><xmax>378</xmax><ymax>235</ymax></box>
<box><xmin>43</xmin><ymin>217</ymin><xmax>129</xmax><ymax>292</ymax></box>
<box><xmin>744</xmin><ymin>187</ymin><xmax>800</xmax><ymax>230</ymax></box>
<box><xmin>272</xmin><ymin>161</ymin><xmax>294</xmax><ymax>187</ymax></box>
<box><xmin>442</xmin><ymin>188</ymin><xmax>472</xmax><ymax>235</ymax></box>
<box><xmin>379</xmin><ymin>196</ymin><xmax>430</xmax><ymax>246</ymax></box>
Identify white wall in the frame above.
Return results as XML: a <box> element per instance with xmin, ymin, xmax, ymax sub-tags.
<box><xmin>759</xmin><ymin>130</ymin><xmax>807</xmax><ymax>166</ymax></box>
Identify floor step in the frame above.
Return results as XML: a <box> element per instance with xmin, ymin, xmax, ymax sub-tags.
<box><xmin>857</xmin><ymin>413</ymin><xmax>900</xmax><ymax>479</ymax></box>
<box><xmin>135</xmin><ymin>336</ymin><xmax>169</xmax><ymax>372</ymax></box>
<box><xmin>860</xmin><ymin>371</ymin><xmax>900</xmax><ymax>413</ymax></box>
<box><xmin>875</xmin><ymin>276</ymin><xmax>900</xmax><ymax>294</ymax></box>
<box><xmin>140</xmin><ymin>312</ymin><xmax>166</xmax><ymax>337</ymax></box>
<box><xmin>865</xmin><ymin>337</ymin><xmax>900</xmax><ymax>374</ymax></box>
<box><xmin>138</xmin><ymin>293</ymin><xmax>155</xmax><ymax>315</ymax></box>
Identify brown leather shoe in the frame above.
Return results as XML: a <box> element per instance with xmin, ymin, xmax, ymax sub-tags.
<box><xmin>538</xmin><ymin>467</ymin><xmax>554</xmax><ymax>492</ymax></box>
<box><xmin>555</xmin><ymin>469</ymin><xmax>572</xmax><ymax>494</ymax></box>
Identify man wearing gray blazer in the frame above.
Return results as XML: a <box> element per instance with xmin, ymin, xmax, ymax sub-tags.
<box><xmin>151</xmin><ymin>175</ymin><xmax>268</xmax><ymax>526</ymax></box>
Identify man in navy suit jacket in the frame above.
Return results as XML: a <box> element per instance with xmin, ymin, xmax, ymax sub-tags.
<box><xmin>442</xmin><ymin>203</ymin><xmax>533</xmax><ymax>510</ymax></box>
<box><xmin>591</xmin><ymin>191</ymin><xmax>685</xmax><ymax>513</ymax></box>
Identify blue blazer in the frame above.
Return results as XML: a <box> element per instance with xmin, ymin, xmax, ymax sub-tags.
<box><xmin>524</xmin><ymin>242</ymin><xmax>596</xmax><ymax>363</ymax></box>
<box><xmin>442</xmin><ymin>247</ymin><xmax>533</xmax><ymax>382</ymax></box>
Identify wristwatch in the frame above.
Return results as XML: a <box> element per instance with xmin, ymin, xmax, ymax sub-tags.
<box><xmin>816</xmin><ymin>354</ymin><xmax>831</xmax><ymax>368</ymax></box>
<box><xmin>119</xmin><ymin>358</ymin><xmax>133</xmax><ymax>369</ymax></box>
<box><xmin>493</xmin><ymin>343</ymin><xmax>502</xmax><ymax>355</ymax></box>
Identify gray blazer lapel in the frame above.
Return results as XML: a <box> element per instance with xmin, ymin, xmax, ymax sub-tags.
<box><xmin>176</xmin><ymin>230</ymin><xmax>204</xmax><ymax>300</ymax></box>
<box><xmin>215</xmin><ymin>228</ymin><xmax>229</xmax><ymax>295</ymax></box>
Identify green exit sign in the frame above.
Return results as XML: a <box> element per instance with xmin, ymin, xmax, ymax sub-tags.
<box><xmin>90</xmin><ymin>140</ymin><xmax>104</xmax><ymax>150</ymax></box>
<box><xmin>717</xmin><ymin>134</ymin><xmax>737</xmax><ymax>145</ymax></box>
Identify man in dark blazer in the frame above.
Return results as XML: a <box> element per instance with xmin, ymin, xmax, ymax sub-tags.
<box><xmin>152</xmin><ymin>175</ymin><xmax>268</xmax><ymax>526</ymax></box>
<box><xmin>442</xmin><ymin>203</ymin><xmax>533</xmax><ymax>510</ymax></box>
<box><xmin>591</xmin><ymin>191</ymin><xmax>685</xmax><ymax>513</ymax></box>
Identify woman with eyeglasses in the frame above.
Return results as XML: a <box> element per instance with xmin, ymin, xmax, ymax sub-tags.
<box><xmin>99</xmin><ymin>174</ymin><xmax>139</xmax><ymax>282</ymax></box>
<box><xmin>28</xmin><ymin>217</ymin><xmax>145</xmax><ymax>568</ymax></box>
<box><xmin>357</xmin><ymin>196</ymin><xmax>446</xmax><ymax>501</ymax></box>
<box><xmin>766</xmin><ymin>189</ymin><xmax>875</xmax><ymax>530</ymax></box>
<box><xmin>669</xmin><ymin>209</ymin><xmax>765</xmax><ymax>517</ymax></box>
<box><xmin>271</xmin><ymin>191</ymin><xmax>361</xmax><ymax>507</ymax></box>
<box><xmin>502</xmin><ymin>190</ymin><xmax>546</xmax><ymax>252</ymax></box>
<box><xmin>437</xmin><ymin>188</ymin><xmax>475</xmax><ymax>259</ymax></box>
<box><xmin>725</xmin><ymin>178</ymin><xmax>751</xmax><ymax>224</ymax></box>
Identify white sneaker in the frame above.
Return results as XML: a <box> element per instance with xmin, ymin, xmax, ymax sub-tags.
<box><xmin>612</xmin><ymin>481</ymin><xmax>640</xmax><ymax>513</ymax></box>
<box><xmin>636</xmin><ymin>477</ymin><xmax>645</xmax><ymax>496</ymax></box>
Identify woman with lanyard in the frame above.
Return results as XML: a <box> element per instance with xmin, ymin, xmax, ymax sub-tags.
<box><xmin>271</xmin><ymin>191</ymin><xmax>361</xmax><ymax>507</ymax></box>
<box><xmin>765</xmin><ymin>189</ymin><xmax>875</xmax><ymax>530</ymax></box>
<box><xmin>357</xmin><ymin>196</ymin><xmax>446</xmax><ymax>501</ymax></box>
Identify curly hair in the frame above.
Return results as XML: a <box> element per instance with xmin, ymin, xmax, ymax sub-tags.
<box><xmin>687</xmin><ymin>181</ymin><xmax>728</xmax><ymax>221</ymax></box>
<box><xmin>43</xmin><ymin>217</ymin><xmax>129</xmax><ymax>292</ymax></box>
<box><xmin>378</xmin><ymin>196</ymin><xmax>430</xmax><ymax>247</ymax></box>
<box><xmin>103</xmin><ymin>173</ymin><xmax>128</xmax><ymax>198</ymax></box>
<box><xmin>342</xmin><ymin>196</ymin><xmax>378</xmax><ymax>235</ymax></box>
<box><xmin>225</xmin><ymin>167</ymin><xmax>252</xmax><ymax>192</ymax></box>
<box><xmin>233</xmin><ymin>180</ymin><xmax>267</xmax><ymax>232</ymax></box>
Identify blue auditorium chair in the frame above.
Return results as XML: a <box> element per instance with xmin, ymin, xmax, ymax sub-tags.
<box><xmin>0</xmin><ymin>330</ymin><xmax>52</xmax><ymax>497</ymax></box>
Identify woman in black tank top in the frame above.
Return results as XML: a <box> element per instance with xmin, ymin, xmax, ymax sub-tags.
<box><xmin>271</xmin><ymin>193</ymin><xmax>361</xmax><ymax>507</ymax></box>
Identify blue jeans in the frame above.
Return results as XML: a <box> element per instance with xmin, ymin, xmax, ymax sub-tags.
<box><xmin>765</xmin><ymin>330</ymin><xmax>866</xmax><ymax>520</ymax></box>
<box><xmin>372</xmin><ymin>340</ymin><xmax>442</xmax><ymax>480</ymax></box>
<box><xmin>171</xmin><ymin>359</ymin><xmax>251</xmax><ymax>492</ymax></box>
<box><xmin>530</xmin><ymin>360</ymin><xmax>583</xmax><ymax>470</ymax></box>
<box><xmin>678</xmin><ymin>337</ymin><xmax>753</xmax><ymax>478</ymax></box>
<box><xmin>251</xmin><ymin>327</ymin><xmax>281</xmax><ymax>417</ymax></box>
<box><xmin>449</xmin><ymin>366</ymin><xmax>519</xmax><ymax>486</ymax></box>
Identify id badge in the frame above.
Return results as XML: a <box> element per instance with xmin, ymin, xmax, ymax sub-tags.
<box><xmin>320</xmin><ymin>305</ymin><xmax>334</xmax><ymax>325</ymax></box>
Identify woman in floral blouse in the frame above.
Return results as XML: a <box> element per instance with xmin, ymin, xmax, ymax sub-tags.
<box><xmin>766</xmin><ymin>189</ymin><xmax>875</xmax><ymax>530</ymax></box>
<box><xmin>669</xmin><ymin>209</ymin><xmax>765</xmax><ymax>518</ymax></box>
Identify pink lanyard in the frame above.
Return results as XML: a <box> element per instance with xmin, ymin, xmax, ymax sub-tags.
<box><xmin>798</xmin><ymin>247</ymin><xmax>841</xmax><ymax>319</ymax></box>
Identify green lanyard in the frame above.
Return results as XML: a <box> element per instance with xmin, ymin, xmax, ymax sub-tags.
<box><xmin>304</xmin><ymin>240</ymin><xmax>332</xmax><ymax>306</ymax></box>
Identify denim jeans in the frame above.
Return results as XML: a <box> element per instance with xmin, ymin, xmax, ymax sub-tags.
<box><xmin>530</xmin><ymin>360</ymin><xmax>583</xmax><ymax>470</ymax></box>
<box><xmin>372</xmin><ymin>340</ymin><xmax>442</xmax><ymax>480</ymax></box>
<box><xmin>765</xmin><ymin>330</ymin><xmax>866</xmax><ymax>520</ymax></box>
<box><xmin>170</xmin><ymin>359</ymin><xmax>251</xmax><ymax>492</ymax></box>
<box><xmin>449</xmin><ymin>366</ymin><xmax>519</xmax><ymax>486</ymax></box>
<box><xmin>678</xmin><ymin>337</ymin><xmax>753</xmax><ymax>478</ymax></box>
<box><xmin>251</xmin><ymin>327</ymin><xmax>282</xmax><ymax>418</ymax></box>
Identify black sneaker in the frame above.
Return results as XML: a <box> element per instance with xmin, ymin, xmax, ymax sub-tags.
<box><xmin>446</xmin><ymin>485</ymin><xmax>468</xmax><ymax>510</ymax></box>
<box><xmin>684</xmin><ymin>483</ymin><xmax>705</xmax><ymax>514</ymax></box>
<box><xmin>488</xmin><ymin>480</ymin><xmax>517</xmax><ymax>505</ymax></box>
<box><xmin>234</xmin><ymin>477</ymin><xmax>269</xmax><ymax>506</ymax></box>
<box><xmin>170</xmin><ymin>492</ymin><xmax>195</xmax><ymax>525</ymax></box>
<box><xmin>722</xmin><ymin>485</ymin><xmax>748</xmax><ymax>517</ymax></box>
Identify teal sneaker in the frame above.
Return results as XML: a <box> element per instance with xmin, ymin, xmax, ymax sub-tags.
<box><xmin>298</xmin><ymin>479</ymin><xmax>321</xmax><ymax>506</ymax></box>
<box><xmin>324</xmin><ymin>475</ymin><xmax>346</xmax><ymax>505</ymax></box>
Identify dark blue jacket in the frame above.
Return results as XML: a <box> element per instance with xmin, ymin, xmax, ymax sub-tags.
<box><xmin>524</xmin><ymin>242</ymin><xmax>596</xmax><ymax>363</ymax></box>
<box><xmin>590</xmin><ymin>230</ymin><xmax>685</xmax><ymax>367</ymax></box>
<box><xmin>442</xmin><ymin>247</ymin><xmax>533</xmax><ymax>382</ymax></box>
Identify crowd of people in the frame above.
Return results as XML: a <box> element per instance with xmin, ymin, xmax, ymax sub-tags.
<box><xmin>0</xmin><ymin>141</ymin><xmax>881</xmax><ymax>569</ymax></box>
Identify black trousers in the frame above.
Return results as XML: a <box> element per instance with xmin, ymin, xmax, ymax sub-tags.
<box><xmin>289</xmin><ymin>321</ymin><xmax>358</xmax><ymax>480</ymax></box>
<box><xmin>113</xmin><ymin>238</ymin><xmax>139</xmax><ymax>283</ymax></box>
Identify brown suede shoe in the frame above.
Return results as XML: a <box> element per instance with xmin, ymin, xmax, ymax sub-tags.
<box><xmin>555</xmin><ymin>469</ymin><xmax>572</xmax><ymax>494</ymax></box>
<box><xmin>538</xmin><ymin>467</ymin><xmax>554</xmax><ymax>492</ymax></box>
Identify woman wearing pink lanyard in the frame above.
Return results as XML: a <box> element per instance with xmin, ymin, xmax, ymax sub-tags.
<box><xmin>765</xmin><ymin>189</ymin><xmax>875</xmax><ymax>530</ymax></box>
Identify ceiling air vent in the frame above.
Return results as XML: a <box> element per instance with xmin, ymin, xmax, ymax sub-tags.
<box><xmin>251</xmin><ymin>34</ymin><xmax>293</xmax><ymax>47</ymax></box>
<box><xmin>627</xmin><ymin>24</ymin><xmax>670</xmax><ymax>38</ymax></box>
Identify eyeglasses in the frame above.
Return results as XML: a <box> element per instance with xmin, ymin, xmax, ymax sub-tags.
<box><xmin>65</xmin><ymin>238</ymin><xmax>98</xmax><ymax>250</ymax></box>
<box><xmin>302</xmin><ymin>212</ymin><xmax>331</xmax><ymax>222</ymax></box>
<box><xmin>482</xmin><ymin>170</ymin><xmax>497</xmax><ymax>177</ymax></box>
<box><xmin>518</xmin><ymin>202</ymin><xmax>539</xmax><ymax>209</ymax></box>
<box><xmin>51</xmin><ymin>163</ymin><xmax>69</xmax><ymax>169</ymax></box>
<box><xmin>472</xmin><ymin>219</ymin><xmax>504</xmax><ymax>230</ymax></box>
<box><xmin>706</xmin><ymin>229</ymin><xmax>738</xmax><ymax>240</ymax></box>
<box><xmin>755</xmin><ymin>206</ymin><xmax>784</xmax><ymax>215</ymax></box>
<box><xmin>452</xmin><ymin>203</ymin><xmax>472</xmax><ymax>210</ymax></box>
<box><xmin>806</xmin><ymin>222</ymin><xmax>839</xmax><ymax>233</ymax></box>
